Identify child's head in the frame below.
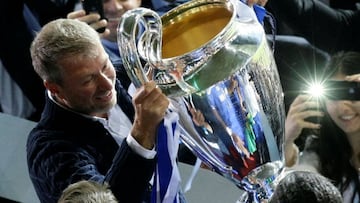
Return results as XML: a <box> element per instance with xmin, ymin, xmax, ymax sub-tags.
<box><xmin>269</xmin><ymin>170</ymin><xmax>342</xmax><ymax>203</ymax></box>
<box><xmin>58</xmin><ymin>180</ymin><xmax>118</xmax><ymax>203</ymax></box>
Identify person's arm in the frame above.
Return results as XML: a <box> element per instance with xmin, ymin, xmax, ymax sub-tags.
<box><xmin>108</xmin><ymin>81</ymin><xmax>169</xmax><ymax>202</ymax></box>
<box><xmin>27</xmin><ymin>133</ymin><xmax>155</xmax><ymax>203</ymax></box>
<box><xmin>267</xmin><ymin>0</ymin><xmax>360</xmax><ymax>52</ymax></box>
<box><xmin>284</xmin><ymin>140</ymin><xmax>299</xmax><ymax>167</ymax></box>
<box><xmin>105</xmin><ymin>141</ymin><xmax>156</xmax><ymax>203</ymax></box>
<box><xmin>128</xmin><ymin>81</ymin><xmax>170</xmax><ymax>149</ymax></box>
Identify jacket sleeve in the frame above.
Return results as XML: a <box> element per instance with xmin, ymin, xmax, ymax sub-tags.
<box><xmin>267</xmin><ymin>0</ymin><xmax>360</xmax><ymax>52</ymax></box>
<box><xmin>105</xmin><ymin>141</ymin><xmax>156</xmax><ymax>203</ymax></box>
<box><xmin>27</xmin><ymin>132</ymin><xmax>155</xmax><ymax>203</ymax></box>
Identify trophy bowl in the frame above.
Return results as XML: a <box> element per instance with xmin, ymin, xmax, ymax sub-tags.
<box><xmin>117</xmin><ymin>0</ymin><xmax>285</xmax><ymax>202</ymax></box>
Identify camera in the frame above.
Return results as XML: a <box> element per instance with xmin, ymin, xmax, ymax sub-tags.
<box><xmin>81</xmin><ymin>0</ymin><xmax>106</xmax><ymax>33</ymax></box>
<box><xmin>325</xmin><ymin>80</ymin><xmax>360</xmax><ymax>100</ymax></box>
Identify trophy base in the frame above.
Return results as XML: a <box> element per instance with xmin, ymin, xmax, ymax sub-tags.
<box><xmin>236</xmin><ymin>160</ymin><xmax>284</xmax><ymax>203</ymax></box>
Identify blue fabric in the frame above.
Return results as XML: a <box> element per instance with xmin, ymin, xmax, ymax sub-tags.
<box><xmin>151</xmin><ymin>112</ymin><xmax>182</xmax><ymax>203</ymax></box>
<box><xmin>253</xmin><ymin>4</ymin><xmax>266</xmax><ymax>23</ymax></box>
<box><xmin>23</xmin><ymin>4</ymin><xmax>41</xmax><ymax>36</ymax></box>
<box><xmin>157</xmin><ymin>123</ymin><xmax>172</xmax><ymax>201</ymax></box>
<box><xmin>150</xmin><ymin>0</ymin><xmax>189</xmax><ymax>15</ymax></box>
<box><xmin>207</xmin><ymin>83</ymin><xmax>246</xmax><ymax>142</ymax></box>
<box><xmin>151</xmin><ymin>122</ymin><xmax>172</xmax><ymax>203</ymax></box>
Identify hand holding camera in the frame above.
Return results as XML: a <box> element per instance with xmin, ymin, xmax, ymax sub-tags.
<box><xmin>81</xmin><ymin>0</ymin><xmax>107</xmax><ymax>33</ymax></box>
<box><xmin>304</xmin><ymin>74</ymin><xmax>360</xmax><ymax>101</ymax></box>
<box><xmin>67</xmin><ymin>0</ymin><xmax>108</xmax><ymax>34</ymax></box>
<box><xmin>325</xmin><ymin>80</ymin><xmax>360</xmax><ymax>100</ymax></box>
<box><xmin>285</xmin><ymin>94</ymin><xmax>323</xmax><ymax>143</ymax></box>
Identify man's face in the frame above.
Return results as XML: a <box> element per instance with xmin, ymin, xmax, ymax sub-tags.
<box><xmin>54</xmin><ymin>44</ymin><xmax>117</xmax><ymax>117</ymax></box>
<box><xmin>103</xmin><ymin>0</ymin><xmax>142</xmax><ymax>42</ymax></box>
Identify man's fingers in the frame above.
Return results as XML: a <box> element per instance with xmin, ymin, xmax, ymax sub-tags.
<box><xmin>99</xmin><ymin>29</ymin><xmax>111</xmax><ymax>38</ymax></box>
<box><xmin>67</xmin><ymin>10</ymin><xmax>86</xmax><ymax>19</ymax></box>
<box><xmin>133</xmin><ymin>81</ymin><xmax>157</xmax><ymax>104</ymax></box>
<box><xmin>91</xmin><ymin>19</ymin><xmax>108</xmax><ymax>31</ymax></box>
<box><xmin>67</xmin><ymin>11</ymin><xmax>107</xmax><ymax>35</ymax></box>
<box><xmin>345</xmin><ymin>74</ymin><xmax>360</xmax><ymax>82</ymax></box>
<box><xmin>79</xmin><ymin>13</ymin><xmax>102</xmax><ymax>24</ymax></box>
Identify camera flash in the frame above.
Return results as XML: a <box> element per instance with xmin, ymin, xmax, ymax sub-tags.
<box><xmin>305</xmin><ymin>83</ymin><xmax>325</xmax><ymax>98</ymax></box>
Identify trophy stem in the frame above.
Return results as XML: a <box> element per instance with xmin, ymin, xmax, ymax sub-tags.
<box><xmin>236</xmin><ymin>161</ymin><xmax>284</xmax><ymax>203</ymax></box>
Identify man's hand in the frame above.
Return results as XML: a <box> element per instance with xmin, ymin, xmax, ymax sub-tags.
<box><xmin>131</xmin><ymin>81</ymin><xmax>169</xmax><ymax>149</ymax></box>
<box><xmin>345</xmin><ymin>73</ymin><xmax>360</xmax><ymax>82</ymax></box>
<box><xmin>67</xmin><ymin>10</ymin><xmax>110</xmax><ymax>37</ymax></box>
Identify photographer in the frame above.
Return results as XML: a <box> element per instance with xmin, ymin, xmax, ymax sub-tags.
<box><xmin>285</xmin><ymin>51</ymin><xmax>360</xmax><ymax>203</ymax></box>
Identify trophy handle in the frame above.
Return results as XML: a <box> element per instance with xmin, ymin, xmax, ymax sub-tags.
<box><xmin>118</xmin><ymin>7</ymin><xmax>199</xmax><ymax>94</ymax></box>
<box><xmin>117</xmin><ymin>8</ymin><xmax>163</xmax><ymax>88</ymax></box>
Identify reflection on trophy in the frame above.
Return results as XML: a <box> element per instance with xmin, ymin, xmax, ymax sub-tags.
<box><xmin>117</xmin><ymin>0</ymin><xmax>285</xmax><ymax>202</ymax></box>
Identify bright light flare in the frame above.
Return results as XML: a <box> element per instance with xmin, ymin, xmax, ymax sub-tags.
<box><xmin>305</xmin><ymin>82</ymin><xmax>325</xmax><ymax>98</ymax></box>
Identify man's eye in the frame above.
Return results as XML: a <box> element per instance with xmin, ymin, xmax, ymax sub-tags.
<box><xmin>82</xmin><ymin>77</ymin><xmax>93</xmax><ymax>85</ymax></box>
<box><xmin>104</xmin><ymin>62</ymin><xmax>113</xmax><ymax>72</ymax></box>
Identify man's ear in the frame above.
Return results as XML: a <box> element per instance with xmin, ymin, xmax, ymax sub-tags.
<box><xmin>44</xmin><ymin>80</ymin><xmax>60</xmax><ymax>96</ymax></box>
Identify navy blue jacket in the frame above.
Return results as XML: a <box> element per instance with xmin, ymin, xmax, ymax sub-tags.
<box><xmin>26</xmin><ymin>80</ymin><xmax>156</xmax><ymax>203</ymax></box>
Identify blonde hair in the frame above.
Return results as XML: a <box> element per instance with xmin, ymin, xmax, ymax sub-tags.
<box><xmin>30</xmin><ymin>18</ymin><xmax>102</xmax><ymax>84</ymax></box>
<box><xmin>58</xmin><ymin>180</ymin><xmax>118</xmax><ymax>203</ymax></box>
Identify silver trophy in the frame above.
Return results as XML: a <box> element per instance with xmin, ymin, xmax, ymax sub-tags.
<box><xmin>117</xmin><ymin>0</ymin><xmax>285</xmax><ymax>202</ymax></box>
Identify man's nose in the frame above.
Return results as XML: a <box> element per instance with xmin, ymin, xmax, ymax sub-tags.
<box><xmin>98</xmin><ymin>73</ymin><xmax>113</xmax><ymax>90</ymax></box>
